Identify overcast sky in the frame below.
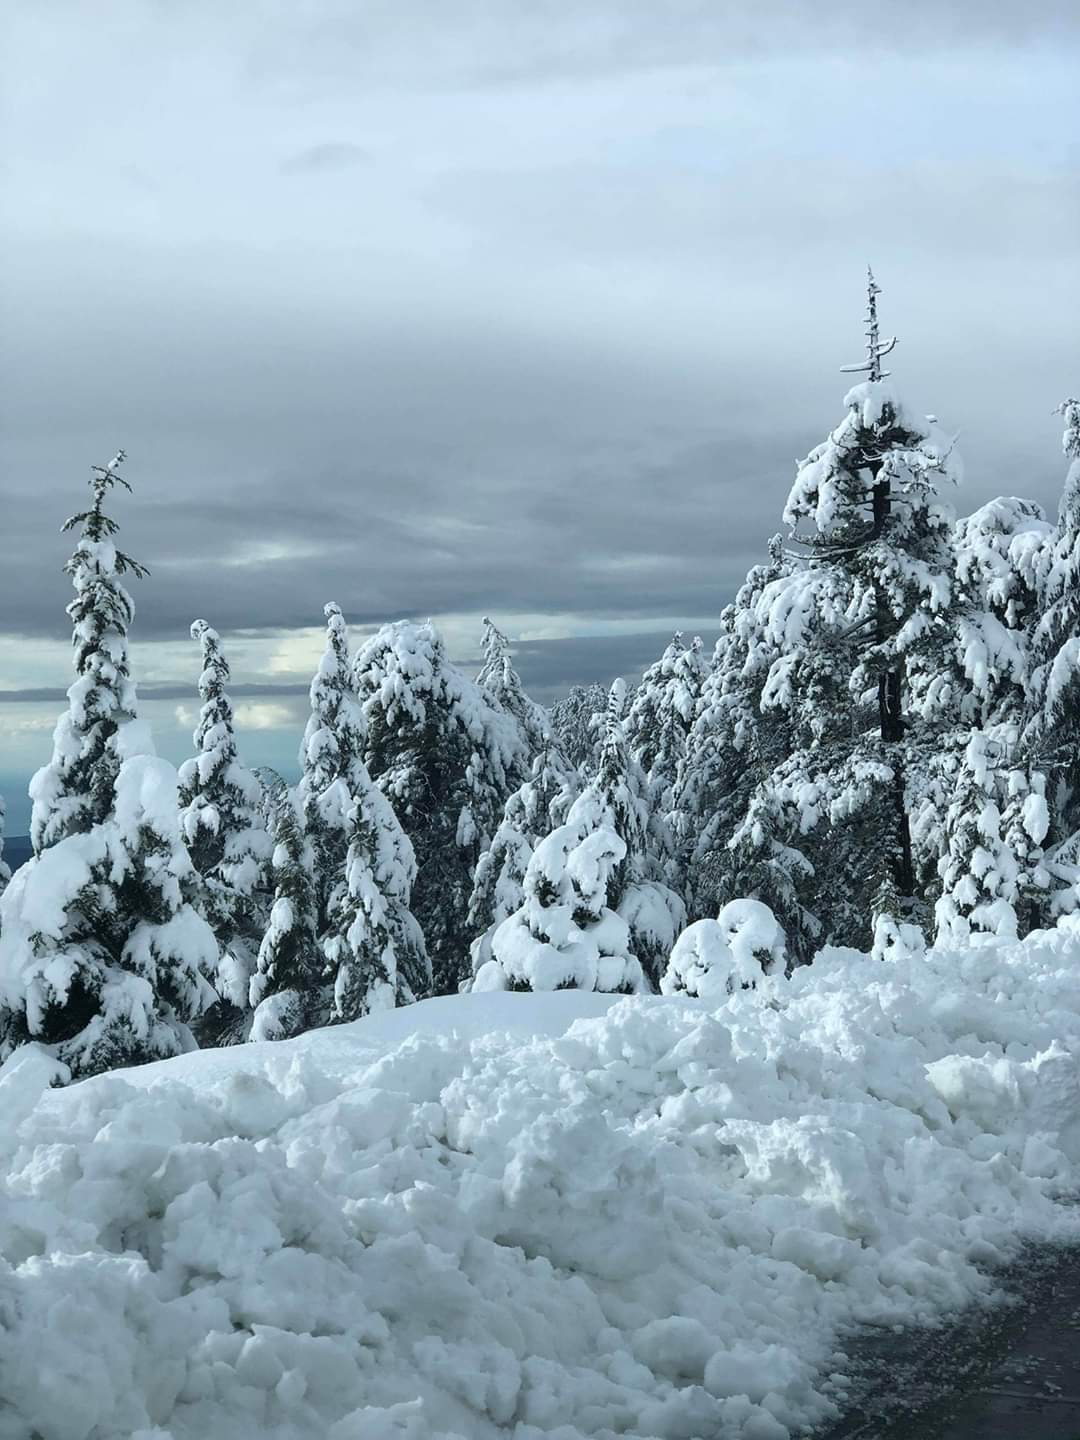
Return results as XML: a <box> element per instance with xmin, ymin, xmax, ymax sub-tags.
<box><xmin>1</xmin><ymin>1</ymin><xmax>1077</xmax><ymax>831</ymax></box>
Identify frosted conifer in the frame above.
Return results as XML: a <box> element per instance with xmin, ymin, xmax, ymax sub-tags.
<box><xmin>466</xmin><ymin>741</ymin><xmax>578</xmax><ymax>978</ymax></box>
<box><xmin>0</xmin><ymin>756</ymin><xmax>219</xmax><ymax>1078</ymax></box>
<box><xmin>177</xmin><ymin>620</ymin><xmax>272</xmax><ymax>1034</ymax></box>
<box><xmin>0</xmin><ymin>794</ymin><xmax>10</xmax><ymax>900</ymax></box>
<box><xmin>249</xmin><ymin>791</ymin><xmax>322</xmax><ymax>1040</ymax></box>
<box><xmin>477</xmin><ymin>616</ymin><xmax>550</xmax><ymax>756</ymax></box>
<box><xmin>30</xmin><ymin>452</ymin><xmax>149</xmax><ymax>854</ymax></box>
<box><xmin>298</xmin><ymin>603</ymin><xmax>370</xmax><ymax>933</ymax></box>
<box><xmin>323</xmin><ymin>777</ymin><xmax>429</xmax><ymax>1021</ymax></box>
<box><xmin>477</xmin><ymin>819</ymin><xmax>646</xmax><ymax>994</ymax></box>
<box><xmin>354</xmin><ymin>620</ymin><xmax>527</xmax><ymax>993</ymax></box>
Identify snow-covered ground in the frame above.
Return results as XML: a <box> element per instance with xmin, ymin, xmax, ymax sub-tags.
<box><xmin>3</xmin><ymin>931</ymin><xmax>1080</xmax><ymax>1440</ymax></box>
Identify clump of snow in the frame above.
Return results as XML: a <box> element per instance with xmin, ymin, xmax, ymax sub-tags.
<box><xmin>2</xmin><ymin>928</ymin><xmax>1080</xmax><ymax>1440</ymax></box>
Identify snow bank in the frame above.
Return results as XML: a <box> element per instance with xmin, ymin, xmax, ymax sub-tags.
<box><xmin>3</xmin><ymin>930</ymin><xmax>1080</xmax><ymax>1440</ymax></box>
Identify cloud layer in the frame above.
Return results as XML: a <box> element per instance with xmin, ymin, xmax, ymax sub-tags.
<box><xmin>0</xmin><ymin>1</ymin><xmax>1076</xmax><ymax>816</ymax></box>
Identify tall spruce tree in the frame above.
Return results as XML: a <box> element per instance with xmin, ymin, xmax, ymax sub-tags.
<box><xmin>354</xmin><ymin>620</ymin><xmax>527</xmax><ymax>993</ymax></box>
<box><xmin>297</xmin><ymin>603</ymin><xmax>370</xmax><ymax>935</ymax></box>
<box><xmin>1</xmin><ymin>459</ymin><xmax>219</xmax><ymax>1078</ymax></box>
<box><xmin>730</xmin><ymin>273</ymin><xmax>960</xmax><ymax>951</ymax></box>
<box><xmin>0</xmin><ymin>793</ymin><xmax>10</xmax><ymax>901</ymax></box>
<box><xmin>1026</xmin><ymin>400</ymin><xmax>1080</xmax><ymax>865</ymax></box>
<box><xmin>466</xmin><ymin>740</ymin><xmax>578</xmax><ymax>979</ymax></box>
<box><xmin>323</xmin><ymin>774</ymin><xmax>430</xmax><ymax>1021</ymax></box>
<box><xmin>177</xmin><ymin>620</ymin><xmax>272</xmax><ymax>1038</ymax></box>
<box><xmin>249</xmin><ymin>789</ymin><xmax>322</xmax><ymax>1040</ymax></box>
<box><xmin>549</xmin><ymin>681</ymin><xmax>607</xmax><ymax>773</ymax></box>
<box><xmin>558</xmin><ymin>680</ymin><xmax>684</xmax><ymax>987</ymax></box>
<box><xmin>625</xmin><ymin>632</ymin><xmax>708</xmax><ymax>868</ymax></box>
<box><xmin>30</xmin><ymin>452</ymin><xmax>149</xmax><ymax>854</ymax></box>
<box><xmin>477</xmin><ymin>616</ymin><xmax>550</xmax><ymax>756</ymax></box>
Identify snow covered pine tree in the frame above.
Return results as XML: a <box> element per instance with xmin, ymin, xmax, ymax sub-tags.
<box><xmin>0</xmin><ymin>455</ymin><xmax>218</xmax><ymax>1077</ymax></box>
<box><xmin>354</xmin><ymin>620</ymin><xmax>526</xmax><ymax>993</ymax></box>
<box><xmin>249</xmin><ymin>788</ymin><xmax>322</xmax><ymax>1041</ymax></box>
<box><xmin>178</xmin><ymin>620</ymin><xmax>272</xmax><ymax>1041</ymax></box>
<box><xmin>29</xmin><ymin>450</ymin><xmax>148</xmax><ymax>853</ymax></box>
<box><xmin>297</xmin><ymin>603</ymin><xmax>372</xmax><ymax>940</ymax></box>
<box><xmin>730</xmin><ymin>272</ymin><xmax>961</xmax><ymax>952</ymax></box>
<box><xmin>477</xmin><ymin>616</ymin><xmax>550</xmax><ymax>757</ymax></box>
<box><xmin>1023</xmin><ymin>398</ymin><xmax>1080</xmax><ymax>914</ymax></box>
<box><xmin>466</xmin><ymin>740</ymin><xmax>578</xmax><ymax>978</ymax></box>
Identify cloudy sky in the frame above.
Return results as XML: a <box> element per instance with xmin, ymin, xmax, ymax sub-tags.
<box><xmin>1</xmin><ymin>1</ymin><xmax>1077</xmax><ymax>832</ymax></box>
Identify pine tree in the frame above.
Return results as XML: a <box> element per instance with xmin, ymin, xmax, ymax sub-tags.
<box><xmin>477</xmin><ymin>616</ymin><xmax>550</xmax><ymax>755</ymax></box>
<box><xmin>677</xmin><ymin>536</ymin><xmax>802</xmax><ymax>922</ymax></box>
<box><xmin>661</xmin><ymin>899</ymin><xmax>787</xmax><ymax>999</ymax></box>
<box><xmin>354</xmin><ymin>620</ymin><xmax>527</xmax><ymax>993</ymax></box>
<box><xmin>30</xmin><ymin>451</ymin><xmax>149</xmax><ymax>854</ymax></box>
<box><xmin>626</xmin><ymin>633</ymin><xmax>707</xmax><ymax>794</ymax></box>
<box><xmin>478</xmin><ymin>820</ymin><xmax>646</xmax><ymax>994</ymax></box>
<box><xmin>905</xmin><ymin>494</ymin><xmax>1052</xmax><ymax>930</ymax></box>
<box><xmin>0</xmin><ymin>793</ymin><xmax>10</xmax><ymax>900</ymax></box>
<box><xmin>466</xmin><ymin>741</ymin><xmax>578</xmax><ymax>979</ymax></box>
<box><xmin>298</xmin><ymin>603</ymin><xmax>370</xmax><ymax>934</ymax></box>
<box><xmin>549</xmin><ymin>681</ymin><xmax>607</xmax><ymax>772</ymax></box>
<box><xmin>0</xmin><ymin>756</ymin><xmax>219</xmax><ymax>1078</ymax></box>
<box><xmin>177</xmin><ymin>619</ymin><xmax>271</xmax><ymax>1038</ymax></box>
<box><xmin>934</xmin><ymin>730</ymin><xmax>1021</xmax><ymax>943</ymax></box>
<box><xmin>560</xmin><ymin>680</ymin><xmax>685</xmax><ymax>987</ymax></box>
<box><xmin>729</xmin><ymin>273</ymin><xmax>961</xmax><ymax>952</ymax></box>
<box><xmin>323</xmin><ymin>776</ymin><xmax>430</xmax><ymax>1021</ymax></box>
<box><xmin>1026</xmin><ymin>400</ymin><xmax>1080</xmax><ymax>860</ymax></box>
<box><xmin>249</xmin><ymin>790</ymin><xmax>322</xmax><ymax>1041</ymax></box>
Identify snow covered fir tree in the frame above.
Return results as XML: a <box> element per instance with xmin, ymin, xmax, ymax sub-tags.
<box><xmin>178</xmin><ymin>619</ymin><xmax>272</xmax><ymax>1040</ymax></box>
<box><xmin>0</xmin><ymin>277</ymin><xmax>1077</xmax><ymax>1083</ymax></box>
<box><xmin>0</xmin><ymin>456</ymin><xmax>218</xmax><ymax>1077</ymax></box>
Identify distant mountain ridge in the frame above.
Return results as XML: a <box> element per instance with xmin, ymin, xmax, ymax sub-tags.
<box><xmin>3</xmin><ymin>835</ymin><xmax>31</xmax><ymax>874</ymax></box>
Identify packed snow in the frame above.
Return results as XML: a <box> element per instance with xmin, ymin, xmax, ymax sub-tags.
<box><xmin>3</xmin><ymin>926</ymin><xmax>1080</xmax><ymax>1440</ymax></box>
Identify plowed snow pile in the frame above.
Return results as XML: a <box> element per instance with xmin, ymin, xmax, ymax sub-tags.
<box><xmin>3</xmin><ymin>928</ymin><xmax>1080</xmax><ymax>1440</ymax></box>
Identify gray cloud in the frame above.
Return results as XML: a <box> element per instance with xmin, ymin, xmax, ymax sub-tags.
<box><xmin>279</xmin><ymin>142</ymin><xmax>370</xmax><ymax>175</ymax></box>
<box><xmin>0</xmin><ymin>0</ymin><xmax>1077</xmax><ymax>702</ymax></box>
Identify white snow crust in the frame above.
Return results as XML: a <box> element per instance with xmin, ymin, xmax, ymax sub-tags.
<box><xmin>3</xmin><ymin>930</ymin><xmax>1080</xmax><ymax>1439</ymax></box>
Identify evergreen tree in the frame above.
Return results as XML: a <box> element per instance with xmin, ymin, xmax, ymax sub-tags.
<box><xmin>466</xmin><ymin>740</ymin><xmax>578</xmax><ymax>979</ymax></box>
<box><xmin>549</xmin><ymin>681</ymin><xmax>607</xmax><ymax>772</ymax></box>
<box><xmin>0</xmin><ymin>459</ymin><xmax>219</xmax><ymax>1078</ymax></box>
<box><xmin>676</xmin><ymin>536</ymin><xmax>802</xmax><ymax>923</ymax></box>
<box><xmin>661</xmin><ymin>899</ymin><xmax>787</xmax><ymax>999</ymax></box>
<box><xmin>626</xmin><ymin>632</ymin><xmax>707</xmax><ymax>792</ymax></box>
<box><xmin>355</xmin><ymin>620</ymin><xmax>527</xmax><ymax>993</ymax></box>
<box><xmin>298</xmin><ymin>603</ymin><xmax>370</xmax><ymax>934</ymax></box>
<box><xmin>477</xmin><ymin>616</ymin><xmax>550</xmax><ymax>755</ymax></box>
<box><xmin>323</xmin><ymin>776</ymin><xmax>430</xmax><ymax>1021</ymax></box>
<box><xmin>1026</xmin><ymin>399</ymin><xmax>1080</xmax><ymax>862</ymax></box>
<box><xmin>934</xmin><ymin>730</ymin><xmax>1022</xmax><ymax>943</ymax></box>
<box><xmin>906</xmin><ymin>494</ymin><xmax>1052</xmax><ymax>929</ymax></box>
<box><xmin>177</xmin><ymin>619</ymin><xmax>271</xmax><ymax>1038</ymax></box>
<box><xmin>477</xmin><ymin>820</ymin><xmax>646</xmax><ymax>994</ymax></box>
<box><xmin>30</xmin><ymin>451</ymin><xmax>149</xmax><ymax>854</ymax></box>
<box><xmin>561</xmin><ymin>680</ymin><xmax>685</xmax><ymax>987</ymax></box>
<box><xmin>249</xmin><ymin>790</ymin><xmax>322</xmax><ymax>1041</ymax></box>
<box><xmin>729</xmin><ymin>273</ymin><xmax>961</xmax><ymax>952</ymax></box>
<box><xmin>0</xmin><ymin>793</ymin><xmax>10</xmax><ymax>901</ymax></box>
<box><xmin>0</xmin><ymin>756</ymin><xmax>219</xmax><ymax>1078</ymax></box>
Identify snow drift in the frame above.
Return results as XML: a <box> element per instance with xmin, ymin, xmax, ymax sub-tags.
<box><xmin>3</xmin><ymin>926</ymin><xmax>1080</xmax><ymax>1440</ymax></box>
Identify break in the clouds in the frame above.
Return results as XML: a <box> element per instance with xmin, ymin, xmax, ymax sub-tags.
<box><xmin>0</xmin><ymin>0</ymin><xmax>1077</xmax><ymax>812</ymax></box>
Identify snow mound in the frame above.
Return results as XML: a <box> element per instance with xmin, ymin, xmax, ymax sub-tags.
<box><xmin>3</xmin><ymin>932</ymin><xmax>1080</xmax><ymax>1439</ymax></box>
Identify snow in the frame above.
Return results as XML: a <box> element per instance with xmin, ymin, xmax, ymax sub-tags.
<box><xmin>3</xmin><ymin>927</ymin><xmax>1080</xmax><ymax>1440</ymax></box>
